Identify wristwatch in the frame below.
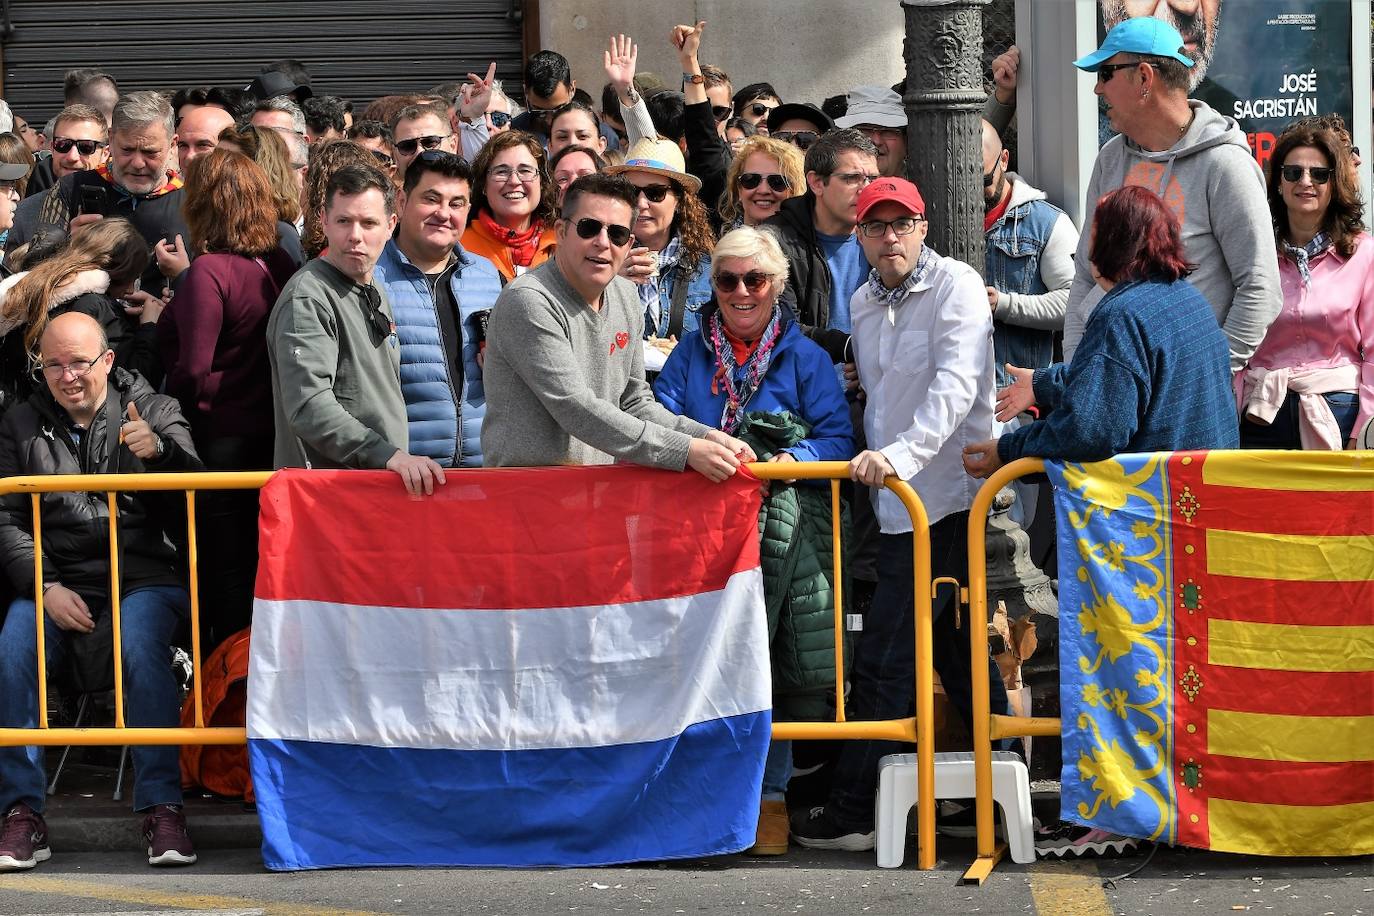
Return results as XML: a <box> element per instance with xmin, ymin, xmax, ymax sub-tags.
<box><xmin>153</xmin><ymin>435</ymin><xmax>165</xmax><ymax>458</ymax></box>
<box><xmin>682</xmin><ymin>72</ymin><xmax>704</xmax><ymax>86</ymax></box>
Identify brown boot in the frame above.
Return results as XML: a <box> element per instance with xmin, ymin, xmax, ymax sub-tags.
<box><xmin>747</xmin><ymin>800</ymin><xmax>789</xmax><ymax>855</ymax></box>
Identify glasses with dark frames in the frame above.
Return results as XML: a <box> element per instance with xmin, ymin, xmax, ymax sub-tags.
<box><xmin>711</xmin><ymin>105</ymin><xmax>732</xmax><ymax>122</ymax></box>
<box><xmin>633</xmin><ymin>184</ymin><xmax>673</xmax><ymax>204</ymax></box>
<box><xmin>574</xmin><ymin>217</ymin><xmax>633</xmax><ymax>247</ymax></box>
<box><xmin>857</xmin><ymin>216</ymin><xmax>923</xmax><ymax>238</ymax></box>
<box><xmin>489</xmin><ymin>111</ymin><xmax>511</xmax><ymax>128</ymax></box>
<box><xmin>774</xmin><ymin>130</ymin><xmax>819</xmax><ymax>151</ymax></box>
<box><xmin>52</xmin><ymin>137</ymin><xmax>108</xmax><ymax>156</ymax></box>
<box><xmin>738</xmin><ymin>172</ymin><xmax>789</xmax><ymax>193</ymax></box>
<box><xmin>714</xmin><ymin>270</ymin><xmax>772</xmax><ymax>293</ymax></box>
<box><xmin>394</xmin><ymin>134</ymin><xmax>451</xmax><ymax>155</ymax></box>
<box><xmin>1280</xmin><ymin>164</ymin><xmax>1333</xmax><ymax>184</ymax></box>
<box><xmin>1096</xmin><ymin>61</ymin><xmax>1144</xmax><ymax>83</ymax></box>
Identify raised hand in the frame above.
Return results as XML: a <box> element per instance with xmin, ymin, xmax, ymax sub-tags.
<box><xmin>603</xmin><ymin>34</ymin><xmax>638</xmax><ymax>93</ymax></box>
<box><xmin>457</xmin><ymin>62</ymin><xmax>498</xmax><ymax>121</ymax></box>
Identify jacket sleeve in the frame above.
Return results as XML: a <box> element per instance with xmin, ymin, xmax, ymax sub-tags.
<box><xmin>683</xmin><ymin>100</ymin><xmax>730</xmax><ymax>224</ymax></box>
<box><xmin>619</xmin><ymin>326</ymin><xmax>711</xmax><ymax>439</ymax></box>
<box><xmin>1031</xmin><ymin>362</ymin><xmax>1069</xmax><ymax>411</ymax></box>
<box><xmin>164</xmin><ymin>261</ymin><xmax>225</xmax><ymax>410</ymax></box>
<box><xmin>1211</xmin><ymin>152</ymin><xmax>1283</xmax><ymax>372</ymax></box>
<box><xmin>1063</xmin><ymin>161</ymin><xmax>1105</xmax><ymax>363</ymax></box>
<box><xmin>651</xmin><ymin>342</ymin><xmax>691</xmax><ymax>416</ymax></box>
<box><xmin>994</xmin><ymin>212</ymin><xmax>1078</xmax><ymax>331</ymax></box>
<box><xmin>0</xmin><ymin>416</ymin><xmax>45</xmax><ymax>592</ymax></box>
<box><xmin>790</xmin><ymin>350</ymin><xmax>855</xmax><ymax>463</ymax></box>
<box><xmin>137</xmin><ymin>392</ymin><xmax>204</xmax><ymax>473</ymax></box>
<box><xmin>270</xmin><ymin>293</ymin><xmax>399</xmax><ymax>470</ymax></box>
<box><xmin>620</xmin><ymin>95</ymin><xmax>658</xmax><ymax>148</ymax></box>
<box><xmin>999</xmin><ymin>351</ymin><xmax>1146</xmax><ymax>464</ymax></box>
<box><xmin>878</xmin><ymin>270</ymin><xmax>992</xmax><ymax>480</ymax></box>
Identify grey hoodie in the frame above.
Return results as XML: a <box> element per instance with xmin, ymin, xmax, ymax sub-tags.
<box><xmin>1063</xmin><ymin>101</ymin><xmax>1281</xmax><ymax>372</ymax></box>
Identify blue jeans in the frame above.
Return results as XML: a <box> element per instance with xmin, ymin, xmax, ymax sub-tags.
<box><xmin>0</xmin><ymin>585</ymin><xmax>188</xmax><ymax>813</ymax></box>
<box><xmin>1240</xmin><ymin>390</ymin><xmax>1359</xmax><ymax>449</ymax></box>
<box><xmin>761</xmin><ymin>740</ymin><xmax>792</xmax><ymax>801</ymax></box>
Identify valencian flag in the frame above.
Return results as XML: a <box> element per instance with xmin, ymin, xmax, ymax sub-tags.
<box><xmin>246</xmin><ymin>466</ymin><xmax>771</xmax><ymax>869</ymax></box>
<box><xmin>1048</xmin><ymin>452</ymin><xmax>1374</xmax><ymax>857</ymax></box>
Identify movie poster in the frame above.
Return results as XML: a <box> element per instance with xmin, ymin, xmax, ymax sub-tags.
<box><xmin>1097</xmin><ymin>1</ymin><xmax>1354</xmax><ymax>170</ymax></box>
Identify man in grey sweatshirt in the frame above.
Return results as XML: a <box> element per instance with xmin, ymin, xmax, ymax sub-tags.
<box><xmin>1063</xmin><ymin>17</ymin><xmax>1280</xmax><ymax>373</ymax></box>
<box><xmin>482</xmin><ymin>173</ymin><xmax>753</xmax><ymax>479</ymax></box>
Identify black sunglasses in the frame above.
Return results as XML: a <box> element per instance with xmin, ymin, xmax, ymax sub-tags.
<box><xmin>52</xmin><ymin>137</ymin><xmax>107</xmax><ymax>155</ymax></box>
<box><xmin>633</xmin><ymin>184</ymin><xmax>673</xmax><ymax>203</ymax></box>
<box><xmin>1280</xmin><ymin>164</ymin><xmax>1333</xmax><ymax>184</ymax></box>
<box><xmin>738</xmin><ymin>172</ymin><xmax>789</xmax><ymax>193</ymax></box>
<box><xmin>748</xmin><ymin>102</ymin><xmax>773</xmax><ymax>117</ymax></box>
<box><xmin>711</xmin><ymin>105</ymin><xmax>732</xmax><ymax>122</ymax></box>
<box><xmin>489</xmin><ymin>111</ymin><xmax>511</xmax><ymax>128</ymax></box>
<box><xmin>574</xmin><ymin>217</ymin><xmax>633</xmax><ymax>247</ymax></box>
<box><xmin>1096</xmin><ymin>61</ymin><xmax>1144</xmax><ymax>83</ymax></box>
<box><xmin>369</xmin><ymin>148</ymin><xmax>395</xmax><ymax>169</ymax></box>
<box><xmin>982</xmin><ymin>168</ymin><xmax>998</xmax><ymax>188</ymax></box>
<box><xmin>714</xmin><ymin>270</ymin><xmax>772</xmax><ymax>293</ymax></box>
<box><xmin>774</xmin><ymin>130</ymin><xmax>819</xmax><ymax>151</ymax></box>
<box><xmin>394</xmin><ymin>134</ymin><xmax>450</xmax><ymax>155</ymax></box>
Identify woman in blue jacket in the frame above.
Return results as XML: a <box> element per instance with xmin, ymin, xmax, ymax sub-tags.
<box><xmin>654</xmin><ymin>226</ymin><xmax>853</xmax><ymax>464</ymax></box>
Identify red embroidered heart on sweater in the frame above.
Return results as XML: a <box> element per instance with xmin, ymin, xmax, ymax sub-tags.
<box><xmin>615</xmin><ymin>332</ymin><xmax>630</xmax><ymax>350</ymax></box>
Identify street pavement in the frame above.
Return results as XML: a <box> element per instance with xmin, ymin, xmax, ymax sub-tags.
<box><xmin>0</xmin><ymin>843</ymin><xmax>1370</xmax><ymax>915</ymax></box>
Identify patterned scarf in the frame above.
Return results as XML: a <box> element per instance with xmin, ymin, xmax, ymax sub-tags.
<box><xmin>708</xmin><ymin>304</ymin><xmax>784</xmax><ymax>434</ymax></box>
<box><xmin>1281</xmin><ymin>231</ymin><xmax>1331</xmax><ymax>290</ymax></box>
<box><xmin>639</xmin><ymin>235</ymin><xmax>683</xmax><ymax>335</ymax></box>
<box><xmin>478</xmin><ymin>209</ymin><xmax>546</xmax><ymax>267</ymax></box>
<box><xmin>865</xmin><ymin>244</ymin><xmax>936</xmax><ymax>308</ymax></box>
<box><xmin>95</xmin><ymin>163</ymin><xmax>183</xmax><ymax>205</ymax></box>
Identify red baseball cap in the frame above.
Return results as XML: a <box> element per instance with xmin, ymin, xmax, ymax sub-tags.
<box><xmin>856</xmin><ymin>177</ymin><xmax>925</xmax><ymax>223</ymax></box>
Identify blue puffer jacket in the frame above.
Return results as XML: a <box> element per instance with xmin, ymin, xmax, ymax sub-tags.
<box><xmin>374</xmin><ymin>240</ymin><xmax>503</xmax><ymax>466</ymax></box>
<box><xmin>653</xmin><ymin>303</ymin><xmax>855</xmax><ymax>461</ymax></box>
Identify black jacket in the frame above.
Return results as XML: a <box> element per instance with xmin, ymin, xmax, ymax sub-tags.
<box><xmin>762</xmin><ymin>195</ymin><xmax>851</xmax><ymax>363</ymax></box>
<box><xmin>682</xmin><ymin>100</ymin><xmax>731</xmax><ymax>231</ymax></box>
<box><xmin>0</xmin><ymin>368</ymin><xmax>203</xmax><ymax>604</ymax></box>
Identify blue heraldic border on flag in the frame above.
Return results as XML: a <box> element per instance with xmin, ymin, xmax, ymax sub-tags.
<box><xmin>1047</xmin><ymin>454</ymin><xmax>1179</xmax><ymax>844</ymax></box>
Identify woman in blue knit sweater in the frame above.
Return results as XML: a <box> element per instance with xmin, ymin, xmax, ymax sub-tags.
<box><xmin>963</xmin><ymin>185</ymin><xmax>1238</xmax><ymax>478</ymax></box>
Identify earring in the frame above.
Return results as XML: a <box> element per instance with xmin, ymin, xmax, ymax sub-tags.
<box><xmin>1141</xmin><ymin>88</ymin><xmax>1150</xmax><ymax>99</ymax></box>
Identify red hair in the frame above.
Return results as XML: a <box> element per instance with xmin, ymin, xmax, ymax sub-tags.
<box><xmin>1089</xmin><ymin>185</ymin><xmax>1194</xmax><ymax>284</ymax></box>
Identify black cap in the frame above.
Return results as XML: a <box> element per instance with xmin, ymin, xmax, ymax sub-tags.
<box><xmin>767</xmin><ymin>102</ymin><xmax>834</xmax><ymax>135</ymax></box>
<box><xmin>245</xmin><ymin>69</ymin><xmax>312</xmax><ymax>102</ymax></box>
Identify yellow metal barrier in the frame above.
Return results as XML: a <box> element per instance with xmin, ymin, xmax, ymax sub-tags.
<box><xmin>963</xmin><ymin>458</ymin><xmax>1052</xmax><ymax>884</ymax></box>
<box><xmin>0</xmin><ymin>465</ymin><xmax>944</xmax><ymax>869</ymax></box>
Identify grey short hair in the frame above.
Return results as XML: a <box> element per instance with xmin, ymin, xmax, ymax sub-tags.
<box><xmin>713</xmin><ymin>226</ymin><xmax>790</xmax><ymax>287</ymax></box>
<box><xmin>0</xmin><ymin>100</ymin><xmax>12</xmax><ymax>135</ymax></box>
<box><xmin>111</xmin><ymin>91</ymin><xmax>174</xmax><ymax>139</ymax></box>
<box><xmin>256</xmin><ymin>95</ymin><xmax>306</xmax><ymax>135</ymax></box>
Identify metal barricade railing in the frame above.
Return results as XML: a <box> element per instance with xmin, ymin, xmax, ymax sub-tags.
<box><xmin>962</xmin><ymin>458</ymin><xmax>1054</xmax><ymax>883</ymax></box>
<box><xmin>0</xmin><ymin>464</ymin><xmax>945</xmax><ymax>869</ymax></box>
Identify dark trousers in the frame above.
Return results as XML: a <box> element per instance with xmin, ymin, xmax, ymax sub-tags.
<box><xmin>194</xmin><ymin>434</ymin><xmax>273</xmax><ymax>651</ymax></box>
<box><xmin>826</xmin><ymin>512</ymin><xmax>1010</xmax><ymax>830</ymax></box>
<box><xmin>1239</xmin><ymin>390</ymin><xmax>1359</xmax><ymax>449</ymax></box>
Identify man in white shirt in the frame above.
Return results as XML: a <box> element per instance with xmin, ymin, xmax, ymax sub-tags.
<box><xmin>792</xmin><ymin>177</ymin><xmax>1010</xmax><ymax>851</ymax></box>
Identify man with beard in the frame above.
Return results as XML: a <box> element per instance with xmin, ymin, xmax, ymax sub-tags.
<box><xmin>980</xmin><ymin>119</ymin><xmax>1077</xmax><ymax>387</ymax></box>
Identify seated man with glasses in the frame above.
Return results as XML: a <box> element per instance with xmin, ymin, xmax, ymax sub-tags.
<box><xmin>481</xmin><ymin>172</ymin><xmax>754</xmax><ymax>480</ymax></box>
<box><xmin>792</xmin><ymin>176</ymin><xmax>1011</xmax><ymax>852</ymax></box>
<box><xmin>0</xmin><ymin>311</ymin><xmax>204</xmax><ymax>872</ymax></box>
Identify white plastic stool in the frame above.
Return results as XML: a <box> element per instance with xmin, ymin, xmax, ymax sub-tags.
<box><xmin>875</xmin><ymin>750</ymin><xmax>1035</xmax><ymax>867</ymax></box>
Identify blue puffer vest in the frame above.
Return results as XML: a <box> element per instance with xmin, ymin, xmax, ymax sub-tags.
<box><xmin>374</xmin><ymin>240</ymin><xmax>502</xmax><ymax>467</ymax></box>
<box><xmin>644</xmin><ymin>250</ymin><xmax>713</xmax><ymax>340</ymax></box>
<box><xmin>985</xmin><ymin>197</ymin><xmax>1063</xmax><ymax>387</ymax></box>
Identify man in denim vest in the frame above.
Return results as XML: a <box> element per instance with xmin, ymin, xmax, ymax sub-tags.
<box><xmin>981</xmin><ymin>119</ymin><xmax>1077</xmax><ymax>389</ymax></box>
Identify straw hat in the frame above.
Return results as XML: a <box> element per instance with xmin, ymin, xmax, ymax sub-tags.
<box><xmin>604</xmin><ymin>138</ymin><xmax>702</xmax><ymax>194</ymax></box>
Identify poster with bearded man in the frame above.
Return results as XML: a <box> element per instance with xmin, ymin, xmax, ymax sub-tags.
<box><xmin>1098</xmin><ymin>0</ymin><xmax>1354</xmax><ymax>170</ymax></box>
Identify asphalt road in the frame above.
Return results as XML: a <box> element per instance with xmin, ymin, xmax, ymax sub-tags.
<box><xmin>0</xmin><ymin>843</ymin><xmax>1370</xmax><ymax>916</ymax></box>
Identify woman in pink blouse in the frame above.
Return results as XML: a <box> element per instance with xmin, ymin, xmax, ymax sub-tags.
<box><xmin>1240</xmin><ymin>121</ymin><xmax>1374</xmax><ymax>449</ymax></box>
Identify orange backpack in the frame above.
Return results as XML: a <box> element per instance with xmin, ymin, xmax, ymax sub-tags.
<box><xmin>179</xmin><ymin>627</ymin><xmax>254</xmax><ymax>801</ymax></box>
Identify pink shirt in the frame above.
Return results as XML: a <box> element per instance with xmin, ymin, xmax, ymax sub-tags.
<box><xmin>1247</xmin><ymin>232</ymin><xmax>1374</xmax><ymax>437</ymax></box>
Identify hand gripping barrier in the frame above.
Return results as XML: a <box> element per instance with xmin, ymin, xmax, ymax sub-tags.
<box><xmin>1</xmin><ymin>464</ymin><xmax>948</xmax><ymax>869</ymax></box>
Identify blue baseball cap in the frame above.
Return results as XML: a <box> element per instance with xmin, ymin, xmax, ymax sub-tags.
<box><xmin>1073</xmin><ymin>17</ymin><xmax>1195</xmax><ymax>72</ymax></box>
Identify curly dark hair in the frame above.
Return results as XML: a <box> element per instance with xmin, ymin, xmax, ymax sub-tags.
<box><xmin>1267</xmin><ymin>123</ymin><xmax>1363</xmax><ymax>258</ymax></box>
<box><xmin>468</xmin><ymin>130</ymin><xmax>556</xmax><ymax>228</ymax></box>
<box><xmin>669</xmin><ymin>182</ymin><xmax>715</xmax><ymax>274</ymax></box>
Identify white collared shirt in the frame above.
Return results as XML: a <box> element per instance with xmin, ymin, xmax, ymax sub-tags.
<box><xmin>850</xmin><ymin>251</ymin><xmax>995</xmax><ymax>532</ymax></box>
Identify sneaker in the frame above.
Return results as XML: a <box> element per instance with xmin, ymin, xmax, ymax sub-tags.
<box><xmin>1034</xmin><ymin>821</ymin><xmax>1139</xmax><ymax>858</ymax></box>
<box><xmin>0</xmin><ymin>803</ymin><xmax>50</xmax><ymax>871</ymax></box>
<box><xmin>142</xmin><ymin>804</ymin><xmax>197</xmax><ymax>866</ymax></box>
<box><xmin>790</xmin><ymin>805</ymin><xmax>875</xmax><ymax>852</ymax></box>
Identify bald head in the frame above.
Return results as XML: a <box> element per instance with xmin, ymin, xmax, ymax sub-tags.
<box><xmin>176</xmin><ymin>105</ymin><xmax>236</xmax><ymax>172</ymax></box>
<box><xmin>981</xmin><ymin>119</ymin><xmax>1010</xmax><ymax>208</ymax></box>
<box><xmin>41</xmin><ymin>311</ymin><xmax>108</xmax><ymax>358</ymax></box>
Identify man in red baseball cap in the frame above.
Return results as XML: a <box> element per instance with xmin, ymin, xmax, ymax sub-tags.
<box><xmin>792</xmin><ymin>175</ymin><xmax>1011</xmax><ymax>851</ymax></box>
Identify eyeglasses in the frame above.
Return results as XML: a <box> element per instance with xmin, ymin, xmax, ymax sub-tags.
<box><xmin>489</xmin><ymin>111</ymin><xmax>511</xmax><ymax>128</ymax></box>
<box><xmin>982</xmin><ymin>167</ymin><xmax>998</xmax><ymax>188</ymax></box>
<box><xmin>774</xmin><ymin>130</ymin><xmax>819</xmax><ymax>151</ymax></box>
<box><xmin>857</xmin><ymin>125</ymin><xmax>905</xmax><ymax>142</ymax></box>
<box><xmin>748</xmin><ymin>102</ymin><xmax>775</xmax><ymax>118</ymax></box>
<box><xmin>489</xmin><ymin>164</ymin><xmax>540</xmax><ymax>183</ymax></box>
<box><xmin>51</xmin><ymin>137</ymin><xmax>108</xmax><ymax>156</ymax></box>
<box><xmin>1095</xmin><ymin>62</ymin><xmax>1144</xmax><ymax>84</ymax></box>
<box><xmin>711</xmin><ymin>105</ymin><xmax>732</xmax><ymax>122</ymax></box>
<box><xmin>831</xmin><ymin>170</ymin><xmax>879</xmax><ymax>188</ymax></box>
<box><xmin>0</xmin><ymin>180</ymin><xmax>20</xmax><ymax>197</ymax></box>
<box><xmin>857</xmin><ymin>216</ymin><xmax>923</xmax><ymax>238</ymax></box>
<box><xmin>40</xmin><ymin>352</ymin><xmax>108</xmax><ymax>380</ymax></box>
<box><xmin>369</xmin><ymin>148</ymin><xmax>395</xmax><ymax>169</ymax></box>
<box><xmin>1280</xmin><ymin>164</ymin><xmax>1333</xmax><ymax>184</ymax></box>
<box><xmin>633</xmin><ymin>184</ymin><xmax>673</xmax><ymax>203</ymax></box>
<box><xmin>738</xmin><ymin>172</ymin><xmax>789</xmax><ymax>193</ymax></box>
<box><xmin>573</xmin><ymin>217</ymin><xmax>633</xmax><ymax>247</ymax></box>
<box><xmin>714</xmin><ymin>270</ymin><xmax>773</xmax><ymax>293</ymax></box>
<box><xmin>394</xmin><ymin>134</ymin><xmax>451</xmax><ymax>156</ymax></box>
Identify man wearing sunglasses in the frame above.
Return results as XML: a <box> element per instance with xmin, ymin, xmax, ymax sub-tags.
<box><xmin>1064</xmin><ymin>17</ymin><xmax>1279</xmax><ymax>374</ymax></box>
<box><xmin>389</xmin><ymin>103</ymin><xmax>459</xmax><ymax>186</ymax></box>
<box><xmin>482</xmin><ymin>172</ymin><xmax>754</xmax><ymax>480</ymax></box>
<box><xmin>5</xmin><ymin>104</ymin><xmax>108</xmax><ymax>257</ymax></box>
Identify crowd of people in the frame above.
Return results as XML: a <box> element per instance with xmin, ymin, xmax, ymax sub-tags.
<box><xmin>0</xmin><ymin>11</ymin><xmax>1369</xmax><ymax>873</ymax></box>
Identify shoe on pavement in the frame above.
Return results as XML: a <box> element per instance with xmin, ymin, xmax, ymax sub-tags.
<box><xmin>934</xmin><ymin>799</ymin><xmax>1007</xmax><ymax>840</ymax></box>
<box><xmin>790</xmin><ymin>805</ymin><xmax>875</xmax><ymax>852</ymax></box>
<box><xmin>0</xmin><ymin>802</ymin><xmax>50</xmax><ymax>871</ymax></box>
<box><xmin>747</xmin><ymin>799</ymin><xmax>790</xmax><ymax>855</ymax></box>
<box><xmin>142</xmin><ymin>804</ymin><xmax>197</xmax><ymax>866</ymax></box>
<box><xmin>1034</xmin><ymin>821</ymin><xmax>1139</xmax><ymax>858</ymax></box>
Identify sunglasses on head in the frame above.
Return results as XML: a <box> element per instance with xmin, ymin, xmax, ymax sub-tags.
<box><xmin>774</xmin><ymin>130</ymin><xmax>819</xmax><ymax>151</ymax></box>
<box><xmin>489</xmin><ymin>111</ymin><xmax>511</xmax><ymax>128</ymax></box>
<box><xmin>739</xmin><ymin>172</ymin><xmax>789</xmax><ymax>193</ymax></box>
<box><xmin>394</xmin><ymin>134</ymin><xmax>450</xmax><ymax>156</ymax></box>
<box><xmin>633</xmin><ymin>183</ymin><xmax>673</xmax><ymax>204</ymax></box>
<box><xmin>714</xmin><ymin>270</ymin><xmax>772</xmax><ymax>293</ymax></box>
<box><xmin>52</xmin><ymin>137</ymin><xmax>107</xmax><ymax>155</ymax></box>
<box><xmin>1281</xmin><ymin>164</ymin><xmax>1333</xmax><ymax>184</ymax></box>
<box><xmin>574</xmin><ymin>217</ymin><xmax>633</xmax><ymax>247</ymax></box>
